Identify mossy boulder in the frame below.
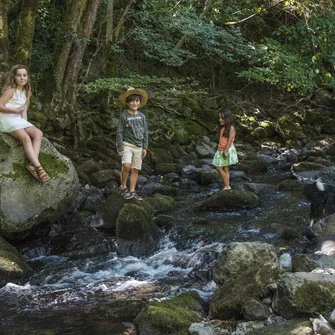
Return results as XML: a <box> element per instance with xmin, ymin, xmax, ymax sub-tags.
<box><xmin>322</xmin><ymin>119</ymin><xmax>335</xmax><ymax>134</ymax></box>
<box><xmin>236</xmin><ymin>156</ymin><xmax>269</xmax><ymax>174</ymax></box>
<box><xmin>210</xmin><ymin>242</ymin><xmax>279</xmax><ymax>320</ymax></box>
<box><xmin>277</xmin><ymin>179</ymin><xmax>303</xmax><ymax>192</ymax></box>
<box><xmin>275</xmin><ymin>117</ymin><xmax>305</xmax><ymax>141</ymax></box>
<box><xmin>155</xmin><ymin>163</ymin><xmax>182</xmax><ymax>175</ymax></box>
<box><xmin>197</xmin><ymin>190</ymin><xmax>257</xmax><ymax>211</ymax></box>
<box><xmin>0</xmin><ymin>134</ymin><xmax>79</xmax><ymax>237</ymax></box>
<box><xmin>247</xmin><ymin>318</ymin><xmax>312</xmax><ymax>335</ymax></box>
<box><xmin>142</xmin><ymin>193</ymin><xmax>176</xmax><ymax>214</ymax></box>
<box><xmin>291</xmin><ymin>161</ymin><xmax>327</xmax><ymax>174</ymax></box>
<box><xmin>171</xmin><ymin>120</ymin><xmax>202</xmax><ymax>145</ymax></box>
<box><xmin>149</xmin><ymin>147</ymin><xmax>173</xmax><ymax>164</ymax></box>
<box><xmin>304</xmin><ymin>110</ymin><xmax>323</xmax><ymax>124</ymax></box>
<box><xmin>136</xmin><ymin>291</ymin><xmax>202</xmax><ymax>335</ymax></box>
<box><xmin>272</xmin><ymin>272</ymin><xmax>335</xmax><ymax>319</ymax></box>
<box><xmin>0</xmin><ymin>236</ymin><xmax>32</xmax><ymax>286</ymax></box>
<box><xmin>116</xmin><ymin>204</ymin><xmax>160</xmax><ymax>257</ymax></box>
<box><xmin>259</xmin><ymin>121</ymin><xmax>276</xmax><ymax>137</ymax></box>
<box><xmin>92</xmin><ymin>299</ymin><xmax>146</xmax><ymax>322</ymax></box>
<box><xmin>94</xmin><ymin>192</ymin><xmax>125</xmax><ymax>230</ymax></box>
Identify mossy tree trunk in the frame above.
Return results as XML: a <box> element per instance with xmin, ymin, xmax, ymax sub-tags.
<box><xmin>105</xmin><ymin>0</ymin><xmax>133</xmax><ymax>77</ymax></box>
<box><xmin>14</xmin><ymin>0</ymin><xmax>39</xmax><ymax>67</ymax></box>
<box><xmin>0</xmin><ymin>0</ymin><xmax>9</xmax><ymax>85</ymax></box>
<box><xmin>56</xmin><ymin>0</ymin><xmax>88</xmax><ymax>89</ymax></box>
<box><xmin>56</xmin><ymin>0</ymin><xmax>100</xmax><ymax>148</ymax></box>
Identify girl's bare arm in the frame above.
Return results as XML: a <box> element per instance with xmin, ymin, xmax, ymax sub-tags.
<box><xmin>225</xmin><ymin>126</ymin><xmax>236</xmax><ymax>153</ymax></box>
<box><xmin>0</xmin><ymin>88</ymin><xmax>25</xmax><ymax>114</ymax></box>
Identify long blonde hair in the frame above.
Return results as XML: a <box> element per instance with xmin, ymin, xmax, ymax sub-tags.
<box><xmin>2</xmin><ymin>65</ymin><xmax>32</xmax><ymax>103</ymax></box>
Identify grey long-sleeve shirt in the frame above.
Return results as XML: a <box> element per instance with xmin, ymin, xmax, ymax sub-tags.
<box><xmin>116</xmin><ymin>110</ymin><xmax>148</xmax><ymax>151</ymax></box>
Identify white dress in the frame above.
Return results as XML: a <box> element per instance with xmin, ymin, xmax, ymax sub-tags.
<box><xmin>0</xmin><ymin>89</ymin><xmax>33</xmax><ymax>132</ymax></box>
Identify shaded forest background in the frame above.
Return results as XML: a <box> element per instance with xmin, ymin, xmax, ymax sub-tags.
<box><xmin>0</xmin><ymin>0</ymin><xmax>334</xmax><ymax>151</ymax></box>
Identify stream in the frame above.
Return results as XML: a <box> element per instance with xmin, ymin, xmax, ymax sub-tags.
<box><xmin>0</xmin><ymin>169</ymin><xmax>313</xmax><ymax>335</ymax></box>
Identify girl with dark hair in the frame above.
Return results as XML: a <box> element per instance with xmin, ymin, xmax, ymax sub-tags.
<box><xmin>212</xmin><ymin>108</ymin><xmax>238</xmax><ymax>190</ymax></box>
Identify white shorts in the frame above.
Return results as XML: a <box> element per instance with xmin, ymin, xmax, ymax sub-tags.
<box><xmin>122</xmin><ymin>143</ymin><xmax>143</xmax><ymax>170</ymax></box>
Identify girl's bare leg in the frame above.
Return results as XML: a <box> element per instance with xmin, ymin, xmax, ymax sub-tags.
<box><xmin>24</xmin><ymin>126</ymin><xmax>43</xmax><ymax>156</ymax></box>
<box><xmin>216</xmin><ymin>166</ymin><xmax>231</xmax><ymax>189</ymax></box>
<box><xmin>9</xmin><ymin>129</ymin><xmax>40</xmax><ymax>166</ymax></box>
<box><xmin>222</xmin><ymin>166</ymin><xmax>231</xmax><ymax>189</ymax></box>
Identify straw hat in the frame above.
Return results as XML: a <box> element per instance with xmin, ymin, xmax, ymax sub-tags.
<box><xmin>118</xmin><ymin>87</ymin><xmax>149</xmax><ymax>108</ymax></box>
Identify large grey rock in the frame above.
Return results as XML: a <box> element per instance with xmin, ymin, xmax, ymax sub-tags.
<box><xmin>272</xmin><ymin>272</ymin><xmax>335</xmax><ymax>319</ymax></box>
<box><xmin>0</xmin><ymin>134</ymin><xmax>79</xmax><ymax>236</ymax></box>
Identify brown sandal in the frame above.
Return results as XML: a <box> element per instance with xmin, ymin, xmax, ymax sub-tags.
<box><xmin>35</xmin><ymin>165</ymin><xmax>50</xmax><ymax>182</ymax></box>
<box><xmin>26</xmin><ymin>163</ymin><xmax>39</xmax><ymax>180</ymax></box>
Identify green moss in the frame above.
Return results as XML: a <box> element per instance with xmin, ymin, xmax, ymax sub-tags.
<box><xmin>293</xmin><ymin>281</ymin><xmax>335</xmax><ymax>313</ymax></box>
<box><xmin>143</xmin><ymin>193</ymin><xmax>175</xmax><ymax>213</ymax></box>
<box><xmin>137</xmin><ymin>291</ymin><xmax>201</xmax><ymax>335</ymax></box>
<box><xmin>116</xmin><ymin>204</ymin><xmax>154</xmax><ymax>240</ymax></box>
<box><xmin>2</xmin><ymin>153</ymin><xmax>69</xmax><ymax>179</ymax></box>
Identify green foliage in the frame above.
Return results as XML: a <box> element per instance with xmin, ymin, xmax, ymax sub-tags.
<box><xmin>238</xmin><ymin>39</ymin><xmax>317</xmax><ymax>94</ymax></box>
<box><xmin>127</xmin><ymin>1</ymin><xmax>252</xmax><ymax>67</ymax></box>
<box><xmin>80</xmin><ymin>75</ymin><xmax>207</xmax><ymax>104</ymax></box>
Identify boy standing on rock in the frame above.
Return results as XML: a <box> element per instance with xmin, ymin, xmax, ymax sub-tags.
<box><xmin>116</xmin><ymin>87</ymin><xmax>149</xmax><ymax>200</ymax></box>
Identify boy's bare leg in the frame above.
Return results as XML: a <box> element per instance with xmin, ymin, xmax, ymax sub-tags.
<box><xmin>121</xmin><ymin>163</ymin><xmax>131</xmax><ymax>189</ymax></box>
<box><xmin>129</xmin><ymin>168</ymin><xmax>139</xmax><ymax>193</ymax></box>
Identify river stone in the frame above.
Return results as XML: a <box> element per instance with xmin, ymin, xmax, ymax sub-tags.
<box><xmin>189</xmin><ymin>322</ymin><xmax>215</xmax><ymax>335</ymax></box>
<box><xmin>242</xmin><ymin>298</ymin><xmax>270</xmax><ymax>321</ymax></box>
<box><xmin>210</xmin><ymin>242</ymin><xmax>279</xmax><ymax>320</ymax></box>
<box><xmin>233</xmin><ymin>183</ymin><xmax>276</xmax><ymax>196</ymax></box>
<box><xmin>0</xmin><ymin>235</ymin><xmax>32</xmax><ymax>286</ymax></box>
<box><xmin>136</xmin><ymin>291</ymin><xmax>202</xmax><ymax>335</ymax></box>
<box><xmin>246</xmin><ymin>318</ymin><xmax>312</xmax><ymax>335</ymax></box>
<box><xmin>272</xmin><ymin>272</ymin><xmax>335</xmax><ymax>319</ymax></box>
<box><xmin>197</xmin><ymin>189</ymin><xmax>257</xmax><ymax>211</ymax></box>
<box><xmin>0</xmin><ymin>134</ymin><xmax>79</xmax><ymax>237</ymax></box>
<box><xmin>312</xmin><ymin>214</ymin><xmax>335</xmax><ymax>240</ymax></box>
<box><xmin>116</xmin><ymin>204</ymin><xmax>160</xmax><ymax>257</ymax></box>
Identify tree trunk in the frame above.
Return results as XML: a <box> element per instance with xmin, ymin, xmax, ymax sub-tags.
<box><xmin>0</xmin><ymin>0</ymin><xmax>9</xmax><ymax>84</ymax></box>
<box><xmin>105</xmin><ymin>0</ymin><xmax>133</xmax><ymax>77</ymax></box>
<box><xmin>62</xmin><ymin>0</ymin><xmax>100</xmax><ymax>104</ymax></box>
<box><xmin>14</xmin><ymin>0</ymin><xmax>39</xmax><ymax>67</ymax></box>
<box><xmin>56</xmin><ymin>0</ymin><xmax>88</xmax><ymax>88</ymax></box>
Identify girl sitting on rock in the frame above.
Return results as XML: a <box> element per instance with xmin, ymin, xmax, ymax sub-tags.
<box><xmin>0</xmin><ymin>64</ymin><xmax>50</xmax><ymax>182</ymax></box>
<box><xmin>212</xmin><ymin>108</ymin><xmax>238</xmax><ymax>190</ymax></box>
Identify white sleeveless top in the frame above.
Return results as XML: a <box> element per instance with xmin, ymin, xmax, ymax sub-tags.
<box><xmin>0</xmin><ymin>89</ymin><xmax>33</xmax><ymax>132</ymax></box>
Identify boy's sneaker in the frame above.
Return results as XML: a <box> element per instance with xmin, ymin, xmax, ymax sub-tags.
<box><xmin>123</xmin><ymin>191</ymin><xmax>134</xmax><ymax>200</ymax></box>
<box><xmin>132</xmin><ymin>192</ymin><xmax>143</xmax><ymax>201</ymax></box>
<box><xmin>123</xmin><ymin>192</ymin><xmax>143</xmax><ymax>201</ymax></box>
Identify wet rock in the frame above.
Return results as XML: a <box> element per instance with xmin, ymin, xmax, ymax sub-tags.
<box><xmin>142</xmin><ymin>193</ymin><xmax>176</xmax><ymax>214</ymax></box>
<box><xmin>90</xmin><ymin>169</ymin><xmax>114</xmax><ymax>188</ymax></box>
<box><xmin>136</xmin><ymin>291</ymin><xmax>202</xmax><ymax>335</ymax></box>
<box><xmin>189</xmin><ymin>322</ymin><xmax>215</xmax><ymax>335</ymax></box>
<box><xmin>242</xmin><ymin>298</ymin><xmax>270</xmax><ymax>321</ymax></box>
<box><xmin>210</xmin><ymin>242</ymin><xmax>279</xmax><ymax>320</ymax></box>
<box><xmin>312</xmin><ymin>315</ymin><xmax>334</xmax><ymax>335</ymax></box>
<box><xmin>154</xmin><ymin>163</ymin><xmax>182</xmax><ymax>175</ymax></box>
<box><xmin>197</xmin><ymin>190</ymin><xmax>258</xmax><ymax>211</ymax></box>
<box><xmin>0</xmin><ymin>135</ymin><xmax>79</xmax><ymax>237</ymax></box>
<box><xmin>92</xmin><ymin>299</ymin><xmax>146</xmax><ymax>322</ymax></box>
<box><xmin>247</xmin><ymin>318</ymin><xmax>312</xmax><ymax>335</ymax></box>
<box><xmin>116</xmin><ymin>204</ymin><xmax>160</xmax><ymax>257</ymax></box>
<box><xmin>312</xmin><ymin>214</ymin><xmax>335</xmax><ymax>240</ymax></box>
<box><xmin>233</xmin><ymin>183</ymin><xmax>276</xmax><ymax>196</ymax></box>
<box><xmin>272</xmin><ymin>272</ymin><xmax>335</xmax><ymax>319</ymax></box>
<box><xmin>0</xmin><ymin>236</ymin><xmax>32</xmax><ymax>286</ymax></box>
<box><xmin>236</xmin><ymin>156</ymin><xmax>269</xmax><ymax>174</ymax></box>
<box><xmin>279</xmin><ymin>253</ymin><xmax>292</xmax><ymax>272</ymax></box>
<box><xmin>277</xmin><ymin>179</ymin><xmax>303</xmax><ymax>192</ymax></box>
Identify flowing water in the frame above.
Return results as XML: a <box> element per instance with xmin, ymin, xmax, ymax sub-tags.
<box><xmin>0</xmin><ymin>170</ymin><xmax>312</xmax><ymax>334</ymax></box>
